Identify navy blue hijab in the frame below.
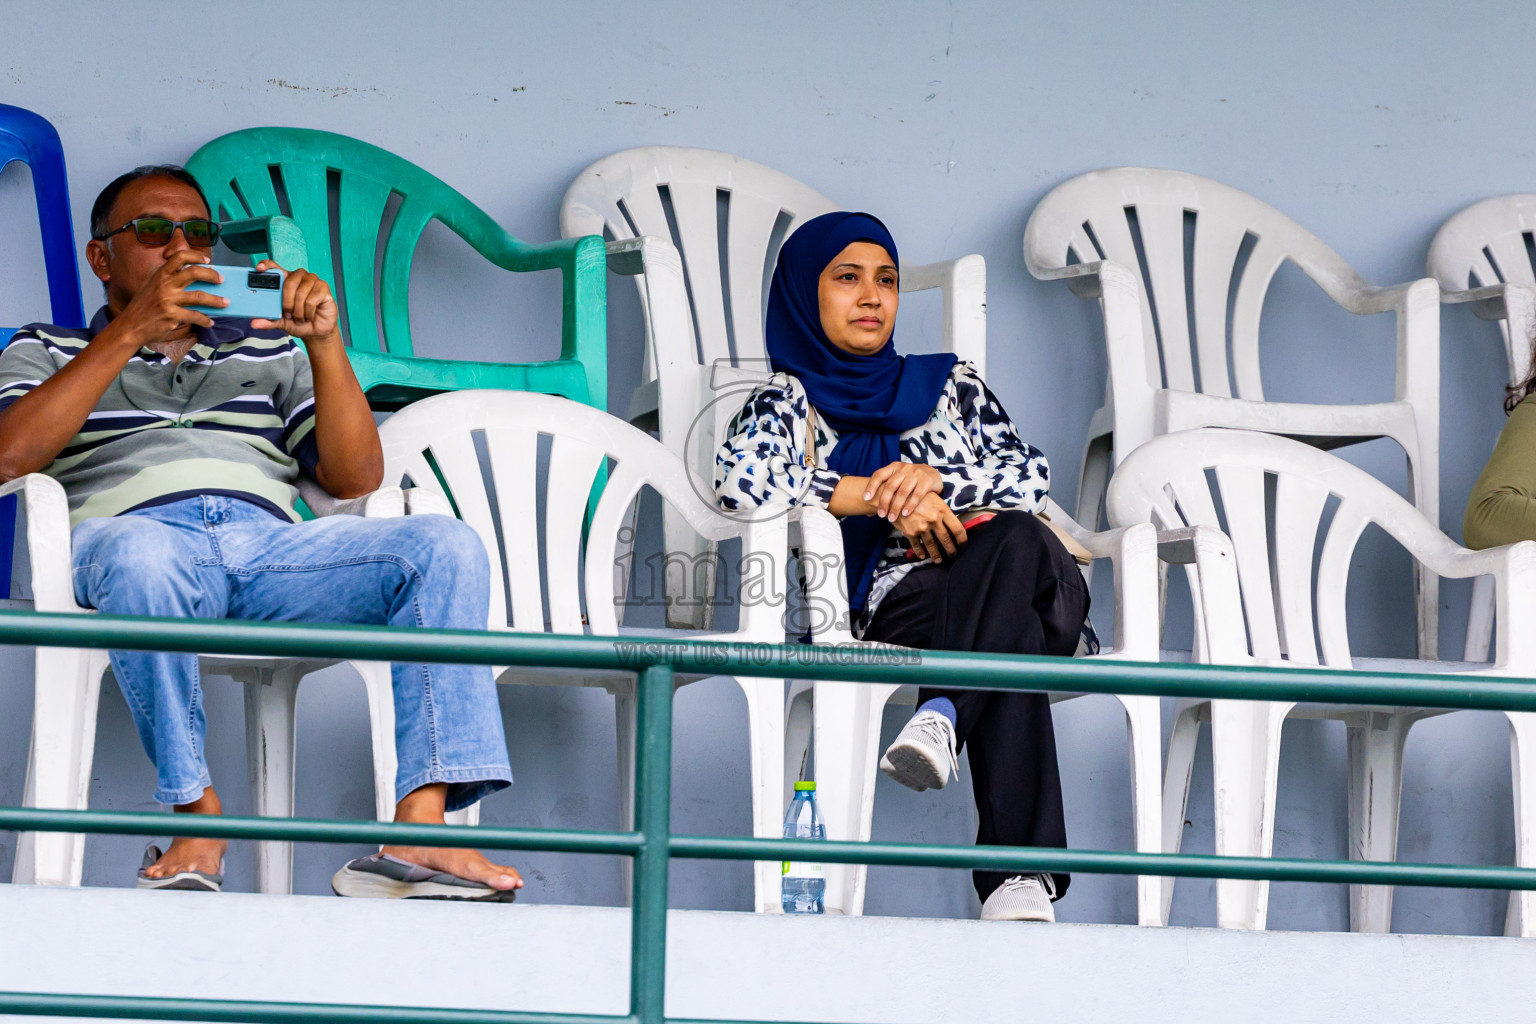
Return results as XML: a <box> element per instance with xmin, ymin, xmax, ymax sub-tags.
<box><xmin>765</xmin><ymin>212</ymin><xmax>957</xmax><ymax>614</ymax></box>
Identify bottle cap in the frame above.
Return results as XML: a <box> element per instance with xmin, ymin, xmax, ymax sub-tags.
<box><xmin>794</xmin><ymin>781</ymin><xmax>817</xmax><ymax>792</ymax></box>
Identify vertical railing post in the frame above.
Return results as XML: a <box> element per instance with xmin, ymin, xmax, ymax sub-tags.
<box><xmin>630</xmin><ymin>662</ymin><xmax>674</xmax><ymax>1024</ymax></box>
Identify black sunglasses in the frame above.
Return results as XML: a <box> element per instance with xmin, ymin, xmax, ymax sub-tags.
<box><xmin>95</xmin><ymin>217</ymin><xmax>221</xmax><ymax>247</ymax></box>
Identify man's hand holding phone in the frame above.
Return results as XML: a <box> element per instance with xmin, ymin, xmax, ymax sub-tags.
<box><xmin>250</xmin><ymin>260</ymin><xmax>342</xmax><ymax>347</ymax></box>
<box><xmin>109</xmin><ymin>251</ymin><xmax>226</xmax><ymax>349</ymax></box>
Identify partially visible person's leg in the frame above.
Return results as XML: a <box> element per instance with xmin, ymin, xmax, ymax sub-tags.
<box><xmin>868</xmin><ymin>512</ymin><xmax>1087</xmax><ymax>903</ymax></box>
<box><xmin>221</xmin><ymin>505</ymin><xmax>517</xmax><ymax>895</ymax></box>
<box><xmin>71</xmin><ymin>499</ymin><xmax>232</xmax><ymax>881</ymax></box>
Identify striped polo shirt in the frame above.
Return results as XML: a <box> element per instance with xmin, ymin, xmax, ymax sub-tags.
<box><xmin>0</xmin><ymin>308</ymin><xmax>320</xmax><ymax>526</ymax></box>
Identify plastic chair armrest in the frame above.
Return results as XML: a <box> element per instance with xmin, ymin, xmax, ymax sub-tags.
<box><xmin>401</xmin><ymin>487</ymin><xmax>455</xmax><ymax>518</ymax></box>
<box><xmin>606</xmin><ymin>236</ymin><xmax>698</xmax><ymax>381</ymax></box>
<box><xmin>1027</xmin><ymin>257</ymin><xmax>1124</xmax><ymax>299</ymax></box>
<box><xmin>1335</xmin><ymin>278</ymin><xmax>1444</xmax><ymax>409</ymax></box>
<box><xmin>492</xmin><ymin>233</ymin><xmax>602</xmax><ymax>274</ymax></box>
<box><xmin>0</xmin><ymin>473</ymin><xmax>79</xmax><ymax>612</ymax></box>
<box><xmin>526</xmin><ymin>234</ymin><xmax>607</xmax><ymax>407</ymax></box>
<box><xmin>300</xmin><ymin>477</ymin><xmax>403</xmax><ymax>519</ymax></box>
<box><xmin>219</xmin><ymin>215</ymin><xmax>310</xmax><ymax>271</ymax></box>
<box><xmin>1083</xmin><ymin>520</ymin><xmax>1161</xmax><ymax>661</ymax></box>
<box><xmin>1439</xmin><ymin>281</ymin><xmax>1514</xmax><ymax>315</ymax></box>
<box><xmin>1441</xmin><ymin>282</ymin><xmax>1536</xmax><ymax>386</ymax></box>
<box><xmin>787</xmin><ymin>505</ymin><xmax>856</xmax><ymax>645</ymax></box>
<box><xmin>1309</xmin><ymin>276</ymin><xmax>1442</xmax><ymax>408</ymax></box>
<box><xmin>1042</xmin><ymin>259</ymin><xmax>1156</xmax><ymax>431</ymax></box>
<box><xmin>1459</xmin><ymin>539</ymin><xmax>1536</xmax><ymax>668</ymax></box>
<box><xmin>1321</xmin><ymin>281</ymin><xmax>1415</xmax><ymax>316</ymax></box>
<box><xmin>900</xmin><ymin>254</ymin><xmax>987</xmax><ymax>373</ymax></box>
<box><xmin>1419</xmin><ymin>537</ymin><xmax>1534</xmax><ymax>581</ymax></box>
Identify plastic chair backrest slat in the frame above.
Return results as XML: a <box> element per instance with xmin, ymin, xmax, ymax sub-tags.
<box><xmin>335</xmin><ymin>171</ymin><xmax>392</xmax><ymax>355</ymax></box>
<box><xmin>378</xmin><ymin>199</ymin><xmax>434</xmax><ymax>358</ymax></box>
<box><xmin>482</xmin><ymin>424</ymin><xmax>545</xmax><ymax>630</ymax></box>
<box><xmin>1271</xmin><ymin>473</ymin><xmax>1331</xmax><ymax>665</ymax></box>
<box><xmin>543</xmin><ymin>434</ymin><xmax>607</xmax><ymax>633</ymax></box>
<box><xmin>724</xmin><ymin>190</ymin><xmax>790</xmax><ymax>360</ymax></box>
<box><xmin>279</xmin><ymin>159</ymin><xmax>334</xmax><ymax>287</ymax></box>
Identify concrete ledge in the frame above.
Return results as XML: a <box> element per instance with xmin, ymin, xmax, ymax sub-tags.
<box><xmin>0</xmin><ymin>883</ymin><xmax>1531</xmax><ymax>1023</ymax></box>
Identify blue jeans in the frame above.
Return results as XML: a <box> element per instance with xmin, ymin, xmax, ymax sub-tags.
<box><xmin>70</xmin><ymin>495</ymin><xmax>513</xmax><ymax>811</ymax></box>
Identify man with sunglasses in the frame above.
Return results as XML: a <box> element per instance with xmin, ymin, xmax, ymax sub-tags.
<box><xmin>0</xmin><ymin>164</ymin><xmax>520</xmax><ymax>901</ymax></box>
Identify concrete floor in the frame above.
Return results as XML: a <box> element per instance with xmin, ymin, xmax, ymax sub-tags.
<box><xmin>1</xmin><ymin>883</ymin><xmax>1534</xmax><ymax>1023</ymax></box>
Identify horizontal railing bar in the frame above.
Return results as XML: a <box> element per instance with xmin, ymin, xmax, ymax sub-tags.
<box><xmin>0</xmin><ymin>608</ymin><xmax>1532</xmax><ymax>712</ymax></box>
<box><xmin>6</xmin><ymin>804</ymin><xmax>1534</xmax><ymax>893</ymax></box>
<box><xmin>672</xmin><ymin>835</ymin><xmax>1536</xmax><ymax>891</ymax></box>
<box><xmin>0</xmin><ymin>807</ymin><xmax>642</xmax><ymax>855</ymax></box>
<box><xmin>0</xmin><ymin>992</ymin><xmax>634</xmax><ymax>1024</ymax></box>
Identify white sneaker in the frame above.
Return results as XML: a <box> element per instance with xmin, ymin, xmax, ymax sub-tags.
<box><xmin>879</xmin><ymin>710</ymin><xmax>959</xmax><ymax>791</ymax></box>
<box><xmin>980</xmin><ymin>874</ymin><xmax>1057</xmax><ymax>922</ymax></box>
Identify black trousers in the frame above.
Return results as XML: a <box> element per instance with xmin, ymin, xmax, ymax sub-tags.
<box><xmin>862</xmin><ymin>511</ymin><xmax>1088</xmax><ymax>901</ymax></box>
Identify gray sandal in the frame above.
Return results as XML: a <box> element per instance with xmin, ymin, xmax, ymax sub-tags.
<box><xmin>331</xmin><ymin>853</ymin><xmax>517</xmax><ymax>902</ymax></box>
<box><xmin>136</xmin><ymin>844</ymin><xmax>223</xmax><ymax>892</ymax></box>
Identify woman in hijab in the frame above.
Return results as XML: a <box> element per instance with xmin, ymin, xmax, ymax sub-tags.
<box><xmin>715</xmin><ymin>211</ymin><xmax>1088</xmax><ymax>922</ymax></box>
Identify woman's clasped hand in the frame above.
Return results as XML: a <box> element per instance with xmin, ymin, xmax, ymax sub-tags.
<box><xmin>862</xmin><ymin>461</ymin><xmax>968</xmax><ymax>561</ymax></box>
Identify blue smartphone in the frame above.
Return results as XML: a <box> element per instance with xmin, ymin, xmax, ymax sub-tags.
<box><xmin>185</xmin><ymin>265</ymin><xmax>285</xmax><ymax>320</ymax></box>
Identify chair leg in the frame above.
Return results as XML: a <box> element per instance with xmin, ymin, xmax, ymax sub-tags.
<box><xmin>1465</xmin><ymin>575</ymin><xmax>1496</xmax><ymax>663</ymax></box>
<box><xmin>614</xmin><ymin>689</ymin><xmax>638</xmax><ymax>906</ymax></box>
<box><xmin>737</xmin><ymin>676</ymin><xmax>788</xmax><ymax>912</ymax></box>
<box><xmin>812</xmin><ymin>680</ymin><xmax>900</xmax><ymax>916</ymax></box>
<box><xmin>1404</xmin><ymin>442</ymin><xmax>1439</xmax><ymax>661</ymax></box>
<box><xmin>784</xmin><ymin>680</ymin><xmax>815</xmax><ymax>804</ymax></box>
<box><xmin>1210</xmin><ymin>699</ymin><xmax>1290</xmax><ymax>930</ymax></box>
<box><xmin>14</xmin><ymin>648</ymin><xmax>109</xmax><ymax>886</ymax></box>
<box><xmin>1506</xmin><ymin>713</ymin><xmax>1536</xmax><ymax>937</ymax></box>
<box><xmin>243</xmin><ymin>664</ymin><xmax>305</xmax><ymax>895</ymax></box>
<box><xmin>1160</xmin><ymin>698</ymin><xmax>1205</xmax><ymax>924</ymax></box>
<box><xmin>1116</xmin><ymin>693</ymin><xmax>1164</xmax><ymax>926</ymax></box>
<box><xmin>355</xmin><ymin>661</ymin><xmax>399</xmax><ymax>825</ymax></box>
<box><xmin>1346</xmin><ymin>711</ymin><xmax>1413</xmax><ymax>933</ymax></box>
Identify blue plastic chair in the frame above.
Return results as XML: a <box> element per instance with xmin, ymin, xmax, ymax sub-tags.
<box><xmin>1</xmin><ymin>104</ymin><xmax>84</xmax><ymax>339</ymax></box>
<box><xmin>0</xmin><ymin>104</ymin><xmax>86</xmax><ymax>591</ymax></box>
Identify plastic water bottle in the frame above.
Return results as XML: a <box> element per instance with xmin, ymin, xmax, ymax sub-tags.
<box><xmin>781</xmin><ymin>780</ymin><xmax>826</xmax><ymax>914</ymax></box>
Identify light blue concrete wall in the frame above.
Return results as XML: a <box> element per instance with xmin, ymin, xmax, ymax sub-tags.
<box><xmin>1</xmin><ymin>0</ymin><xmax>1534</xmax><ymax>932</ymax></box>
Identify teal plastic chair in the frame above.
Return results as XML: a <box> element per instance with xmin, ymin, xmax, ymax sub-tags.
<box><xmin>187</xmin><ymin>127</ymin><xmax>606</xmax><ymax>412</ymax></box>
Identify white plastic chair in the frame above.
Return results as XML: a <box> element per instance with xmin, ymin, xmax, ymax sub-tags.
<box><xmin>9</xmin><ymin>473</ymin><xmax>401</xmax><ymax>893</ymax></box>
<box><xmin>1024</xmin><ymin>167</ymin><xmax>1443</xmax><ymax>660</ymax></box>
<box><xmin>370</xmin><ymin>389</ymin><xmax>794</xmax><ymax>911</ymax></box>
<box><xmin>1427</xmin><ymin>194</ymin><xmax>1536</xmax><ymax>662</ymax></box>
<box><xmin>1106</xmin><ymin>428</ymin><xmax>1536</xmax><ymax>933</ymax></box>
<box><xmin>560</xmin><ymin>146</ymin><xmax>987</xmax><ymax>631</ymax></box>
<box><xmin>792</xmin><ymin>499</ymin><xmax>1173</xmax><ymax>923</ymax></box>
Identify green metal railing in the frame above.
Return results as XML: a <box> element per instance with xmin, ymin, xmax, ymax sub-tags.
<box><xmin>2</xmin><ymin>609</ymin><xmax>1536</xmax><ymax>1023</ymax></box>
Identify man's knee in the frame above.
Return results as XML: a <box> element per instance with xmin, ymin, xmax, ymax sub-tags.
<box><xmin>389</xmin><ymin>515</ymin><xmax>492</xmax><ymax>588</ymax></box>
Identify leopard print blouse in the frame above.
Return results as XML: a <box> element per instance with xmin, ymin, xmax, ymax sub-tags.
<box><xmin>714</xmin><ymin>360</ymin><xmax>1050</xmax><ymax>632</ymax></box>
